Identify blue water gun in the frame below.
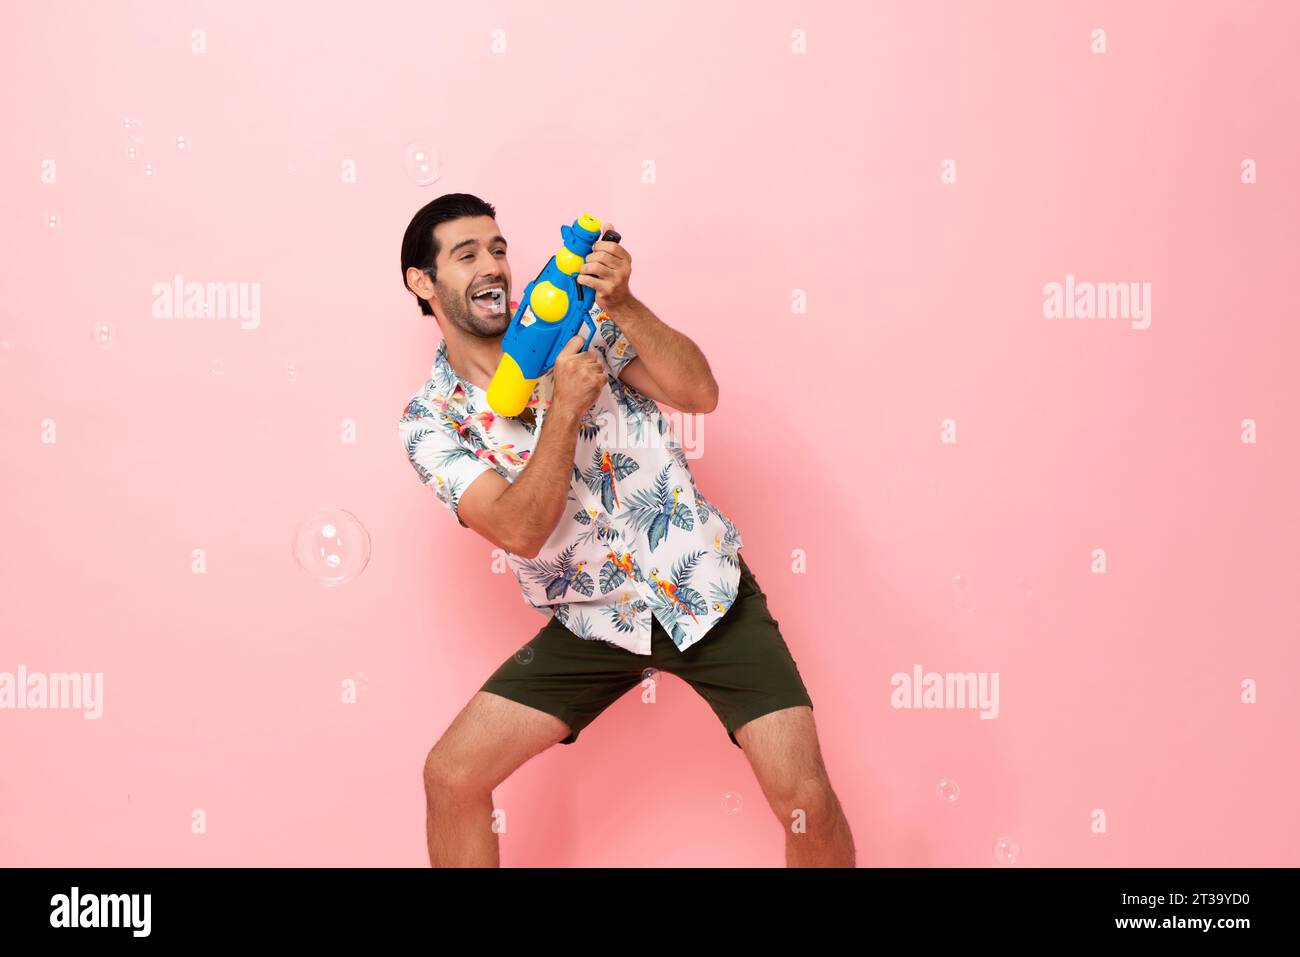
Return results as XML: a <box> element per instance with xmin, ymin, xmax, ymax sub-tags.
<box><xmin>486</xmin><ymin>214</ymin><xmax>621</xmax><ymax>417</ymax></box>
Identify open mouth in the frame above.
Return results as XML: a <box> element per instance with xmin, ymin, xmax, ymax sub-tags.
<box><xmin>470</xmin><ymin>286</ymin><xmax>506</xmax><ymax>315</ymax></box>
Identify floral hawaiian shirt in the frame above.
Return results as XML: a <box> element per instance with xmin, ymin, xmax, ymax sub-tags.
<box><xmin>397</xmin><ymin>302</ymin><xmax>745</xmax><ymax>654</ymax></box>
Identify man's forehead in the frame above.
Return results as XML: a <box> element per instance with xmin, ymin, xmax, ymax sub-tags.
<box><xmin>438</xmin><ymin>218</ymin><xmax>507</xmax><ymax>256</ymax></box>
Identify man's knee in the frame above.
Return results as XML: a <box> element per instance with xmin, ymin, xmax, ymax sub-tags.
<box><xmin>422</xmin><ymin>746</ymin><xmax>483</xmax><ymax>802</ymax></box>
<box><xmin>772</xmin><ymin>775</ymin><xmax>837</xmax><ymax>823</ymax></box>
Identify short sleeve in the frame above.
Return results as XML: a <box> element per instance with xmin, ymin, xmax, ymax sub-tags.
<box><xmin>398</xmin><ymin>410</ymin><xmax>496</xmax><ymax>528</ymax></box>
<box><xmin>591</xmin><ymin>307</ymin><xmax>638</xmax><ymax>378</ymax></box>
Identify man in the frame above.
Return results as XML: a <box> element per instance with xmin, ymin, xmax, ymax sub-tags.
<box><xmin>397</xmin><ymin>193</ymin><xmax>854</xmax><ymax>867</ymax></box>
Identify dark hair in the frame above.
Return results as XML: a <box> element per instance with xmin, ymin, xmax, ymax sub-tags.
<box><xmin>400</xmin><ymin>193</ymin><xmax>498</xmax><ymax>315</ymax></box>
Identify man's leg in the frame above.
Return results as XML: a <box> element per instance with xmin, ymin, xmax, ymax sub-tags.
<box><xmin>422</xmin><ymin>690</ymin><xmax>571</xmax><ymax>867</ymax></box>
<box><xmin>733</xmin><ymin>705</ymin><xmax>856</xmax><ymax>867</ymax></box>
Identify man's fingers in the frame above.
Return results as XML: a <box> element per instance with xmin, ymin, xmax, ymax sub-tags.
<box><xmin>558</xmin><ymin>334</ymin><xmax>585</xmax><ymax>356</ymax></box>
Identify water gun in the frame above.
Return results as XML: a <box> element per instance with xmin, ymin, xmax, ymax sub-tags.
<box><xmin>486</xmin><ymin>214</ymin><xmax>622</xmax><ymax>417</ymax></box>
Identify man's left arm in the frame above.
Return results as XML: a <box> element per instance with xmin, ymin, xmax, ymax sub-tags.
<box><xmin>577</xmin><ymin>229</ymin><xmax>719</xmax><ymax>414</ymax></box>
<box><xmin>605</xmin><ymin>297</ymin><xmax>718</xmax><ymax>413</ymax></box>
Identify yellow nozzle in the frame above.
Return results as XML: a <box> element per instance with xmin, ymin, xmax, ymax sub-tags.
<box><xmin>578</xmin><ymin>214</ymin><xmax>601</xmax><ymax>232</ymax></box>
<box><xmin>486</xmin><ymin>352</ymin><xmax>539</xmax><ymax>417</ymax></box>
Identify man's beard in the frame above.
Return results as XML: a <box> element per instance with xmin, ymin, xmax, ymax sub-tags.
<box><xmin>436</xmin><ymin>280</ymin><xmax>511</xmax><ymax>339</ymax></box>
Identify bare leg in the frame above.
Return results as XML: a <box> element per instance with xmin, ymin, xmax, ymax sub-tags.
<box><xmin>734</xmin><ymin>706</ymin><xmax>856</xmax><ymax>867</ymax></box>
<box><xmin>422</xmin><ymin>691</ymin><xmax>571</xmax><ymax>867</ymax></box>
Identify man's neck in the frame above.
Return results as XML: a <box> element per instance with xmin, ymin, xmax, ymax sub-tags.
<box><xmin>443</xmin><ymin>332</ymin><xmax>504</xmax><ymax>393</ymax></box>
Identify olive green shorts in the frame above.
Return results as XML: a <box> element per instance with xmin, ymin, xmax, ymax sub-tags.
<box><xmin>479</xmin><ymin>551</ymin><xmax>813</xmax><ymax>748</ymax></box>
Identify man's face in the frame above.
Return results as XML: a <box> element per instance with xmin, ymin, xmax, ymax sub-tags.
<box><xmin>429</xmin><ymin>215</ymin><xmax>513</xmax><ymax>339</ymax></box>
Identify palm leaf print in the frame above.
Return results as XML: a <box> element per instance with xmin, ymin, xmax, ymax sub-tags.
<box><xmin>441</xmin><ymin>410</ymin><xmax>492</xmax><ymax>451</ymax></box>
<box><xmin>576</xmin><ymin>408</ymin><xmax>603</xmax><ymax>442</ymax></box>
<box><xmin>519</xmin><ymin>542</ymin><xmax>596</xmax><ymax>600</ymax></box>
<box><xmin>581</xmin><ymin>448</ymin><xmax>639</xmax><ymax>513</ymax></box>
<box><xmin>573</xmin><ymin>508</ymin><xmax>619</xmax><ymax>548</ymax></box>
<box><xmin>708</xmin><ymin>577</ymin><xmax>739</xmax><ymax>617</ymax></box>
<box><xmin>617</xmin><ymin>465</ymin><xmax>695</xmax><ymax>552</ymax></box>
<box><xmin>598</xmin><ymin>550</ymin><xmax>643</xmax><ymax>594</ymax></box>
<box><xmin>645</xmin><ymin>549</ymin><xmax>709</xmax><ymax>623</ymax></box>
<box><xmin>400</xmin><ymin>397</ymin><xmax>438</xmax><ymax>422</ymax></box>
<box><xmin>564</xmin><ymin>609</ymin><xmax>599</xmax><ymax>640</ymax></box>
<box><xmin>712</xmin><ymin>521</ymin><xmax>742</xmax><ymax>569</ymax></box>
<box><xmin>602</xmin><ymin>592</ymin><xmax>650</xmax><ymax>634</ymax></box>
<box><xmin>607</xmin><ymin>378</ymin><xmax>652</xmax><ymax>443</ymax></box>
<box><xmin>662</xmin><ymin>428</ymin><xmax>691</xmax><ymax>472</ymax></box>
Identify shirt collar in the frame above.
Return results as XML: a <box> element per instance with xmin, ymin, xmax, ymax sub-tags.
<box><xmin>433</xmin><ymin>338</ymin><xmax>479</xmax><ymax>408</ymax></box>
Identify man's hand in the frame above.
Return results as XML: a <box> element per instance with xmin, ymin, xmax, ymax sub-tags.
<box><xmin>551</xmin><ymin>334</ymin><xmax>605</xmax><ymax>417</ymax></box>
<box><xmin>576</xmin><ymin>222</ymin><xmax>632</xmax><ymax>311</ymax></box>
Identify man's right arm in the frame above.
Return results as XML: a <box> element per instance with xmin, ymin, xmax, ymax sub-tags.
<box><xmin>456</xmin><ymin>403</ymin><xmax>583</xmax><ymax>559</ymax></box>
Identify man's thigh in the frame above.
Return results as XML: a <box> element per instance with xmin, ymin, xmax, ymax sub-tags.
<box><xmin>661</xmin><ymin>552</ymin><xmax>814</xmax><ymax>749</ymax></box>
<box><xmin>478</xmin><ymin>616</ymin><xmax>645</xmax><ymax>747</ymax></box>
<box><xmin>425</xmin><ymin>690</ymin><xmax>571</xmax><ymax>794</ymax></box>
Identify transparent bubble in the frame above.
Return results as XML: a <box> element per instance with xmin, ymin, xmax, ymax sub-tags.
<box><xmin>286</xmin><ymin>362</ymin><xmax>298</xmax><ymax>383</ymax></box>
<box><xmin>954</xmin><ymin>574</ymin><xmax>974</xmax><ymax>613</ymax></box>
<box><xmin>126</xmin><ymin>145</ymin><xmax>138</xmax><ymax>162</ymax></box>
<box><xmin>936</xmin><ymin>779</ymin><xmax>960</xmax><ymax>802</ymax></box>
<box><xmin>0</xmin><ymin>342</ymin><xmax>9</xmax><ymax>365</ymax></box>
<box><xmin>176</xmin><ymin>134</ymin><xmax>187</xmax><ymax>150</ymax></box>
<box><xmin>404</xmin><ymin>144</ymin><xmax>440</xmax><ymax>186</ymax></box>
<box><xmin>514</xmin><ymin>646</ymin><xmax>535</xmax><ymax>665</ymax></box>
<box><xmin>210</xmin><ymin>358</ymin><xmax>224</xmax><ymax>376</ymax></box>
<box><xmin>48</xmin><ymin>214</ymin><xmax>58</xmax><ymax>229</ymax></box>
<box><xmin>258</xmin><ymin>420</ymin><xmax>273</xmax><ymax>440</ymax></box>
<box><xmin>1016</xmin><ymin>576</ymin><xmax>1035</xmax><ymax>598</ymax></box>
<box><xmin>642</xmin><ymin>667</ymin><xmax>657</xmax><ymax>681</ymax></box>
<box><xmin>293</xmin><ymin>508</ymin><xmax>372</xmax><ymax>586</ymax></box>
<box><xmin>94</xmin><ymin>322</ymin><xmax>115</xmax><ymax>348</ymax></box>
<box><xmin>722</xmin><ymin>791</ymin><xmax>743</xmax><ymax>814</ymax></box>
<box><xmin>143</xmin><ymin>163</ymin><xmax>155</xmax><ymax>177</ymax></box>
<box><xmin>122</xmin><ymin>118</ymin><xmax>144</xmax><ymax>143</ymax></box>
<box><xmin>993</xmin><ymin>837</ymin><xmax>1020</xmax><ymax>865</ymax></box>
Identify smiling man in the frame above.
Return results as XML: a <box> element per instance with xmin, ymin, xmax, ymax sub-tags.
<box><xmin>397</xmin><ymin>192</ymin><xmax>854</xmax><ymax>867</ymax></box>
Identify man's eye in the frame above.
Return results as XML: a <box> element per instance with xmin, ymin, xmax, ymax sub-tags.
<box><xmin>460</xmin><ymin>254</ymin><xmax>474</xmax><ymax>262</ymax></box>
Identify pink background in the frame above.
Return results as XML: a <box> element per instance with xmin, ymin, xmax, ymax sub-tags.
<box><xmin>2</xmin><ymin>0</ymin><xmax>1298</xmax><ymax>867</ymax></box>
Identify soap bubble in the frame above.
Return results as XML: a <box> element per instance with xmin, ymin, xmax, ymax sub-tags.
<box><xmin>258</xmin><ymin>420</ymin><xmax>273</xmax><ymax>440</ymax></box>
<box><xmin>722</xmin><ymin>792</ymin><xmax>743</xmax><ymax>814</ymax></box>
<box><xmin>993</xmin><ymin>837</ymin><xmax>1020</xmax><ymax>865</ymax></box>
<box><xmin>126</xmin><ymin>145</ymin><xmax>138</xmax><ymax>162</ymax></box>
<box><xmin>293</xmin><ymin>508</ymin><xmax>372</xmax><ymax>586</ymax></box>
<box><xmin>122</xmin><ymin>118</ymin><xmax>144</xmax><ymax>142</ymax></box>
<box><xmin>286</xmin><ymin>362</ymin><xmax>298</xmax><ymax>383</ymax></box>
<box><xmin>94</xmin><ymin>322</ymin><xmax>115</xmax><ymax>348</ymax></box>
<box><xmin>404</xmin><ymin>144</ymin><xmax>440</xmax><ymax>186</ymax></box>
<box><xmin>0</xmin><ymin>342</ymin><xmax>10</xmax><ymax>365</ymax></box>
<box><xmin>953</xmin><ymin>574</ymin><xmax>974</xmax><ymax>613</ymax></box>
<box><xmin>936</xmin><ymin>779</ymin><xmax>960</xmax><ymax>802</ymax></box>
<box><xmin>514</xmin><ymin>646</ymin><xmax>535</xmax><ymax>665</ymax></box>
<box><xmin>210</xmin><ymin>358</ymin><xmax>223</xmax><ymax>376</ymax></box>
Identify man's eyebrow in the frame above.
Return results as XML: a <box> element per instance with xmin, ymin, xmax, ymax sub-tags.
<box><xmin>447</xmin><ymin>235</ymin><xmax>508</xmax><ymax>256</ymax></box>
